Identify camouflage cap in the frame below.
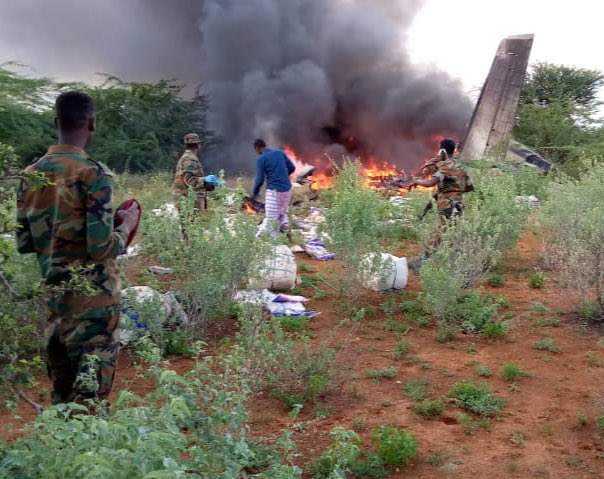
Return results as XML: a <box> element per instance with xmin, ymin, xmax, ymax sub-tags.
<box><xmin>184</xmin><ymin>133</ymin><xmax>201</xmax><ymax>145</ymax></box>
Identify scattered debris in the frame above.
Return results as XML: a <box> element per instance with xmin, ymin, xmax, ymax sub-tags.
<box><xmin>515</xmin><ymin>195</ymin><xmax>541</xmax><ymax>208</ymax></box>
<box><xmin>234</xmin><ymin>289</ymin><xmax>320</xmax><ymax>318</ymax></box>
<box><xmin>304</xmin><ymin>237</ymin><xmax>335</xmax><ymax>261</ymax></box>
<box><xmin>119</xmin><ymin>286</ymin><xmax>188</xmax><ymax>345</ymax></box>
<box><xmin>151</xmin><ymin>203</ymin><xmax>179</xmax><ymax>219</ymax></box>
<box><xmin>148</xmin><ymin>266</ymin><xmax>174</xmax><ymax>275</ymax></box>
<box><xmin>118</xmin><ymin>243</ymin><xmax>142</xmax><ymax>261</ymax></box>
<box><xmin>389</xmin><ymin>196</ymin><xmax>411</xmax><ymax>208</ymax></box>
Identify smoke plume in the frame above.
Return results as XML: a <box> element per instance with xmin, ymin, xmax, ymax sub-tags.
<box><xmin>0</xmin><ymin>0</ymin><xmax>473</xmax><ymax>171</ymax></box>
<box><xmin>199</xmin><ymin>0</ymin><xmax>473</xmax><ymax>171</ymax></box>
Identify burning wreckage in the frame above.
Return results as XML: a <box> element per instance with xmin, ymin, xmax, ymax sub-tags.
<box><xmin>242</xmin><ymin>33</ymin><xmax>547</xmax><ymax>215</ymax></box>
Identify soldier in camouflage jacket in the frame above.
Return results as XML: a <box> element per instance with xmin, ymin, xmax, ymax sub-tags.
<box><xmin>16</xmin><ymin>91</ymin><xmax>139</xmax><ymax>405</ymax></box>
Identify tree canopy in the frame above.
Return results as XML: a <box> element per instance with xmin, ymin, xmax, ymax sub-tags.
<box><xmin>0</xmin><ymin>66</ymin><xmax>215</xmax><ymax>173</ymax></box>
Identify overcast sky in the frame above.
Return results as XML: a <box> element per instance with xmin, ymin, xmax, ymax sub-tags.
<box><xmin>0</xmin><ymin>0</ymin><xmax>602</xmax><ymax>99</ymax></box>
<box><xmin>408</xmin><ymin>0</ymin><xmax>604</xmax><ymax>100</ymax></box>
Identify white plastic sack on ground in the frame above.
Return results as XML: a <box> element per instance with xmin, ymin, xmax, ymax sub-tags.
<box><xmin>249</xmin><ymin>245</ymin><xmax>297</xmax><ymax>292</ymax></box>
<box><xmin>359</xmin><ymin>253</ymin><xmax>408</xmax><ymax>292</ymax></box>
<box><xmin>151</xmin><ymin>203</ymin><xmax>179</xmax><ymax>219</ymax></box>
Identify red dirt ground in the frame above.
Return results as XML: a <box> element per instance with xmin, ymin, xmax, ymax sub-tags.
<box><xmin>2</xmin><ymin>231</ymin><xmax>604</xmax><ymax>478</ymax></box>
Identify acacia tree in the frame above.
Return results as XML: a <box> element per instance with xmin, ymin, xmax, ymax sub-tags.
<box><xmin>0</xmin><ymin>66</ymin><xmax>216</xmax><ymax>173</ymax></box>
<box><xmin>514</xmin><ymin>62</ymin><xmax>604</xmax><ymax>168</ymax></box>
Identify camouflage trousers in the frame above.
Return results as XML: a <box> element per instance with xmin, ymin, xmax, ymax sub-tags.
<box><xmin>426</xmin><ymin>202</ymin><xmax>464</xmax><ymax>255</ymax></box>
<box><xmin>46</xmin><ymin>308</ymin><xmax>120</xmax><ymax>405</ymax></box>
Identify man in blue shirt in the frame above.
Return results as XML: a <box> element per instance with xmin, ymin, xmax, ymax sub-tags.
<box><xmin>251</xmin><ymin>139</ymin><xmax>296</xmax><ymax>239</ymax></box>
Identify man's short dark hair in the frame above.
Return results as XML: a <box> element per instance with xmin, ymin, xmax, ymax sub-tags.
<box><xmin>253</xmin><ymin>138</ymin><xmax>267</xmax><ymax>149</ymax></box>
<box><xmin>440</xmin><ymin>138</ymin><xmax>456</xmax><ymax>157</ymax></box>
<box><xmin>55</xmin><ymin>91</ymin><xmax>95</xmax><ymax>131</ymax></box>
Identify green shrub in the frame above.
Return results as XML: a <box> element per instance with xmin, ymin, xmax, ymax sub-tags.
<box><xmin>371</xmin><ymin>425</ymin><xmax>418</xmax><ymax>467</ymax></box>
<box><xmin>325</xmin><ymin>161</ymin><xmax>391</xmax><ymax>295</ymax></box>
<box><xmin>400</xmin><ymin>299</ymin><xmax>431</xmax><ymax>327</ymax></box>
<box><xmin>533</xmin><ymin>338</ymin><xmax>561</xmax><ymax>353</ymax></box>
<box><xmin>420</xmin><ymin>172</ymin><xmax>528</xmax><ymax>319</ymax></box>
<box><xmin>472</xmin><ymin>363</ymin><xmax>493</xmax><ymax>378</ymax></box>
<box><xmin>578</xmin><ymin>302</ymin><xmax>601</xmax><ymax>322</ymax></box>
<box><xmin>597</xmin><ymin>416</ymin><xmax>604</xmax><ymax>433</ymax></box>
<box><xmin>393</xmin><ymin>339</ymin><xmax>411</xmax><ymax>360</ymax></box>
<box><xmin>312</xmin><ymin>427</ymin><xmax>362</xmax><ymax>479</ymax></box>
<box><xmin>403</xmin><ymin>379</ymin><xmax>429</xmax><ymax>401</ymax></box>
<box><xmin>483</xmin><ymin>321</ymin><xmax>509</xmax><ymax>339</ymax></box>
<box><xmin>487</xmin><ymin>274</ymin><xmax>505</xmax><ymax>287</ymax></box>
<box><xmin>349</xmin><ymin>453</ymin><xmax>387</xmax><ymax>478</ymax></box>
<box><xmin>413</xmin><ymin>399</ymin><xmax>445</xmax><ymax>419</ymax></box>
<box><xmin>540</xmin><ymin>162</ymin><xmax>604</xmax><ymax>317</ymax></box>
<box><xmin>366</xmin><ymin>367</ymin><xmax>398</xmax><ymax>381</ymax></box>
<box><xmin>278</xmin><ymin>316</ymin><xmax>310</xmax><ymax>333</ymax></box>
<box><xmin>268</xmin><ymin>343</ymin><xmax>336</xmax><ymax>410</ymax></box>
<box><xmin>501</xmin><ymin>363</ymin><xmax>531</xmax><ymax>381</ymax></box>
<box><xmin>443</xmin><ymin>292</ymin><xmax>499</xmax><ymax>334</ymax></box>
<box><xmin>529</xmin><ymin>272</ymin><xmax>545</xmax><ymax>289</ymax></box>
<box><xmin>448</xmin><ymin>381</ymin><xmax>506</xmax><ymax>417</ymax></box>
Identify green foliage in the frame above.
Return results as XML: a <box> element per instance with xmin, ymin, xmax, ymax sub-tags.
<box><xmin>515</xmin><ymin>62</ymin><xmax>604</xmax><ymax>168</ymax></box>
<box><xmin>266</xmin><ymin>340</ymin><xmax>335</xmax><ymax>410</ymax></box>
<box><xmin>324</xmin><ymin>160</ymin><xmax>391</xmax><ymax>294</ymax></box>
<box><xmin>472</xmin><ymin>362</ymin><xmax>493</xmax><ymax>378</ymax></box>
<box><xmin>578</xmin><ymin>302</ymin><xmax>601</xmax><ymax>321</ymax></box>
<box><xmin>400</xmin><ymin>299</ymin><xmax>431</xmax><ymax>327</ymax></box>
<box><xmin>420</xmin><ymin>172</ymin><xmax>527</xmax><ymax>320</ymax></box>
<box><xmin>482</xmin><ymin>321</ymin><xmax>509</xmax><ymax>340</ymax></box>
<box><xmin>87</xmin><ymin>77</ymin><xmax>215</xmax><ymax>173</ymax></box>
<box><xmin>278</xmin><ymin>316</ymin><xmax>310</xmax><ymax>333</ymax></box>
<box><xmin>444</xmin><ymin>292</ymin><xmax>499</xmax><ymax>334</ymax></box>
<box><xmin>0</xmin><ymin>67</ymin><xmax>215</xmax><ymax>173</ymax></box>
<box><xmin>529</xmin><ymin>272</ymin><xmax>545</xmax><ymax>289</ymax></box>
<box><xmin>393</xmin><ymin>339</ymin><xmax>410</xmax><ymax>360</ymax></box>
<box><xmin>371</xmin><ymin>425</ymin><xmax>418</xmax><ymax>467</ymax></box>
<box><xmin>366</xmin><ymin>367</ymin><xmax>398</xmax><ymax>381</ymax></box>
<box><xmin>0</xmin><ymin>141</ymin><xmax>46</xmax><ymax>402</ymax></box>
<box><xmin>413</xmin><ymin>399</ymin><xmax>445</xmax><ymax>419</ymax></box>
<box><xmin>448</xmin><ymin>381</ymin><xmax>506</xmax><ymax>417</ymax></box>
<box><xmin>501</xmin><ymin>363</ymin><xmax>531</xmax><ymax>381</ymax></box>
<box><xmin>533</xmin><ymin>338</ymin><xmax>561</xmax><ymax>353</ymax></box>
<box><xmin>403</xmin><ymin>378</ymin><xmax>429</xmax><ymax>402</ymax></box>
<box><xmin>0</xmin><ymin>347</ymin><xmax>300</xmax><ymax>478</ymax></box>
<box><xmin>312</xmin><ymin>427</ymin><xmax>362</xmax><ymax>479</ymax></box>
<box><xmin>487</xmin><ymin>274</ymin><xmax>505</xmax><ymax>287</ymax></box>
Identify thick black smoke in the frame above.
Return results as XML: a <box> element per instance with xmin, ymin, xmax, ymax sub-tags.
<box><xmin>0</xmin><ymin>0</ymin><xmax>472</xmax><ymax>171</ymax></box>
<box><xmin>199</xmin><ymin>0</ymin><xmax>473</xmax><ymax>171</ymax></box>
<box><xmin>0</xmin><ymin>0</ymin><xmax>204</xmax><ymax>83</ymax></box>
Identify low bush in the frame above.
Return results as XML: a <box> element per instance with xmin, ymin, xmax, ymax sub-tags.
<box><xmin>366</xmin><ymin>367</ymin><xmax>398</xmax><ymax>381</ymax></box>
<box><xmin>534</xmin><ymin>338</ymin><xmax>561</xmax><ymax>353</ymax></box>
<box><xmin>540</xmin><ymin>162</ymin><xmax>604</xmax><ymax>318</ymax></box>
<box><xmin>403</xmin><ymin>379</ymin><xmax>429</xmax><ymax>402</ymax></box>
<box><xmin>413</xmin><ymin>399</ymin><xmax>445</xmax><ymax>419</ymax></box>
<box><xmin>312</xmin><ymin>427</ymin><xmax>362</xmax><ymax>479</ymax></box>
<box><xmin>483</xmin><ymin>321</ymin><xmax>509</xmax><ymax>340</ymax></box>
<box><xmin>448</xmin><ymin>381</ymin><xmax>506</xmax><ymax>417</ymax></box>
<box><xmin>501</xmin><ymin>363</ymin><xmax>531</xmax><ymax>381</ymax></box>
<box><xmin>444</xmin><ymin>292</ymin><xmax>499</xmax><ymax>334</ymax></box>
<box><xmin>420</xmin><ymin>171</ymin><xmax>528</xmax><ymax>323</ymax></box>
<box><xmin>371</xmin><ymin>425</ymin><xmax>418</xmax><ymax>467</ymax></box>
<box><xmin>529</xmin><ymin>272</ymin><xmax>545</xmax><ymax>289</ymax></box>
<box><xmin>487</xmin><ymin>274</ymin><xmax>505</xmax><ymax>287</ymax></box>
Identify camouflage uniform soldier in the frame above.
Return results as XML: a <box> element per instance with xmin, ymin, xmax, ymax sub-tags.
<box><xmin>173</xmin><ymin>133</ymin><xmax>206</xmax><ymax>211</ymax></box>
<box><xmin>408</xmin><ymin>139</ymin><xmax>473</xmax><ymax>270</ymax></box>
<box><xmin>16</xmin><ymin>91</ymin><xmax>139</xmax><ymax>404</ymax></box>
